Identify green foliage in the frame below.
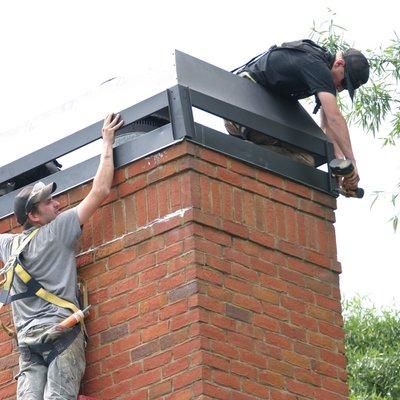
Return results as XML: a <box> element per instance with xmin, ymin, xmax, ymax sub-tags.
<box><xmin>343</xmin><ymin>297</ymin><xmax>400</xmax><ymax>399</ymax></box>
<box><xmin>310</xmin><ymin>11</ymin><xmax>400</xmax><ymax>231</ymax></box>
<box><xmin>310</xmin><ymin>12</ymin><xmax>350</xmax><ymax>54</ymax></box>
<box><xmin>351</xmin><ymin>84</ymin><xmax>392</xmax><ymax>138</ymax></box>
<box><xmin>310</xmin><ymin>12</ymin><xmax>400</xmax><ymax>139</ymax></box>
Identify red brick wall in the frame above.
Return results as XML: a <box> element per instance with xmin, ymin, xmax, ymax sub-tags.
<box><xmin>0</xmin><ymin>141</ymin><xmax>347</xmax><ymax>399</ymax></box>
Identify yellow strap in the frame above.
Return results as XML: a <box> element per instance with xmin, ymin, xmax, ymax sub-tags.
<box><xmin>11</xmin><ymin>235</ymin><xmax>19</xmax><ymax>252</ymax></box>
<box><xmin>1</xmin><ymin>229</ymin><xmax>83</xmax><ymax>337</ymax></box>
<box><xmin>2</xmin><ymin>230</ymin><xmax>39</xmax><ymax>291</ymax></box>
<box><xmin>13</xmin><ymin>263</ymin><xmax>33</xmax><ymax>284</ymax></box>
<box><xmin>36</xmin><ymin>289</ymin><xmax>79</xmax><ymax>313</ymax></box>
<box><xmin>2</xmin><ymin>268</ymin><xmax>14</xmax><ymax>292</ymax></box>
<box><xmin>14</xmin><ymin>264</ymin><xmax>79</xmax><ymax>313</ymax></box>
<box><xmin>13</xmin><ymin>229</ymin><xmax>39</xmax><ymax>254</ymax></box>
<box><xmin>0</xmin><ymin>237</ymin><xmax>23</xmax><ymax>337</ymax></box>
<box><xmin>1</xmin><ymin>236</ymin><xmax>19</xmax><ymax>290</ymax></box>
<box><xmin>14</xmin><ymin>264</ymin><xmax>32</xmax><ymax>284</ymax></box>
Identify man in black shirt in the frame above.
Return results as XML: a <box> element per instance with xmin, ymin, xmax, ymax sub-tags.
<box><xmin>226</xmin><ymin>40</ymin><xmax>370</xmax><ymax>191</ymax></box>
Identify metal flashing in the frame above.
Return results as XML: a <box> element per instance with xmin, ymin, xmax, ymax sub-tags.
<box><xmin>0</xmin><ymin>51</ymin><xmax>338</xmax><ymax>221</ymax></box>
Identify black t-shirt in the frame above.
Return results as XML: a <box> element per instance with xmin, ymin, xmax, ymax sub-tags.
<box><xmin>244</xmin><ymin>46</ymin><xmax>337</xmax><ymax>101</ymax></box>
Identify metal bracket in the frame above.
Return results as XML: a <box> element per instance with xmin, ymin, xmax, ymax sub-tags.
<box><xmin>325</xmin><ymin>140</ymin><xmax>339</xmax><ymax>197</ymax></box>
<box><xmin>167</xmin><ymin>85</ymin><xmax>195</xmax><ymax>139</ymax></box>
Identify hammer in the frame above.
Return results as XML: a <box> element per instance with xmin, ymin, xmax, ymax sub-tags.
<box><xmin>329</xmin><ymin>159</ymin><xmax>364</xmax><ymax>198</ymax></box>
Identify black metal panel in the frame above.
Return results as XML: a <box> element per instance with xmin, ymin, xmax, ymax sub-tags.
<box><xmin>114</xmin><ymin>92</ymin><xmax>169</xmax><ymax>136</ymax></box>
<box><xmin>0</xmin><ymin>91</ymin><xmax>169</xmax><ymax>184</ymax></box>
<box><xmin>167</xmin><ymin>85</ymin><xmax>195</xmax><ymax>139</ymax></box>
<box><xmin>0</xmin><ymin>50</ymin><xmax>338</xmax><ymax>222</ymax></box>
<box><xmin>175</xmin><ymin>50</ymin><xmax>327</xmax><ymax>141</ymax></box>
<box><xmin>113</xmin><ymin>123</ymin><xmax>176</xmax><ymax>167</ymax></box>
<box><xmin>0</xmin><ymin>124</ymin><xmax>177</xmax><ymax>220</ymax></box>
<box><xmin>190</xmin><ymin>123</ymin><xmax>332</xmax><ymax>194</ymax></box>
<box><xmin>189</xmin><ymin>89</ymin><xmax>326</xmax><ymax>166</ymax></box>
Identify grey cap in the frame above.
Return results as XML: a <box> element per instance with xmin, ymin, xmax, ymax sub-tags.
<box><xmin>14</xmin><ymin>181</ymin><xmax>57</xmax><ymax>225</ymax></box>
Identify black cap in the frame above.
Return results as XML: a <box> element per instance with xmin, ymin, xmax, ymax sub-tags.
<box><xmin>14</xmin><ymin>181</ymin><xmax>57</xmax><ymax>225</ymax></box>
<box><xmin>343</xmin><ymin>49</ymin><xmax>370</xmax><ymax>101</ymax></box>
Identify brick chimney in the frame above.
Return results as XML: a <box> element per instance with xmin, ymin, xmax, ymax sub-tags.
<box><xmin>0</xmin><ymin>140</ymin><xmax>345</xmax><ymax>399</ymax></box>
<box><xmin>0</xmin><ymin>50</ymin><xmax>347</xmax><ymax>399</ymax></box>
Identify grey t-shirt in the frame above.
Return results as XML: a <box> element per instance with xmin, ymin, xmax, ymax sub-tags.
<box><xmin>0</xmin><ymin>207</ymin><xmax>82</xmax><ymax>338</ymax></box>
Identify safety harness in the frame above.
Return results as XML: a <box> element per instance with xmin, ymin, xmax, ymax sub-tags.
<box><xmin>232</xmin><ymin>39</ymin><xmax>335</xmax><ymax>114</ymax></box>
<box><xmin>18</xmin><ymin>325</ymin><xmax>81</xmax><ymax>366</ymax></box>
<box><xmin>0</xmin><ymin>229</ymin><xmax>84</xmax><ymax>366</ymax></box>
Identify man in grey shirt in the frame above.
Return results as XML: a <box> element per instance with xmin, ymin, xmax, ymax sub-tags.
<box><xmin>0</xmin><ymin>113</ymin><xmax>123</xmax><ymax>399</ymax></box>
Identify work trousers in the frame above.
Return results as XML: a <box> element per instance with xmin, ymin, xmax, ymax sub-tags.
<box><xmin>225</xmin><ymin>72</ymin><xmax>315</xmax><ymax>167</ymax></box>
<box><xmin>224</xmin><ymin>120</ymin><xmax>315</xmax><ymax>167</ymax></box>
<box><xmin>16</xmin><ymin>324</ymin><xmax>86</xmax><ymax>400</ymax></box>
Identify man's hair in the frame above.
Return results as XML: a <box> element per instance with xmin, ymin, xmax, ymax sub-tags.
<box><xmin>23</xmin><ymin>203</ymin><xmax>39</xmax><ymax>230</ymax></box>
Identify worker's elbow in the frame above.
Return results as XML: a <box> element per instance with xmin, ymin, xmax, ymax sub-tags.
<box><xmin>92</xmin><ymin>186</ymin><xmax>110</xmax><ymax>202</ymax></box>
<box><xmin>99</xmin><ymin>187</ymin><xmax>111</xmax><ymax>200</ymax></box>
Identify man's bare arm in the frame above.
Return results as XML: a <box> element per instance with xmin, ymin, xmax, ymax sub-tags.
<box><xmin>320</xmin><ymin>109</ymin><xmax>344</xmax><ymax>159</ymax></box>
<box><xmin>317</xmin><ymin>92</ymin><xmax>359</xmax><ymax>189</ymax></box>
<box><xmin>77</xmin><ymin>113</ymin><xmax>123</xmax><ymax>225</ymax></box>
<box><xmin>317</xmin><ymin>92</ymin><xmax>356</xmax><ymax>161</ymax></box>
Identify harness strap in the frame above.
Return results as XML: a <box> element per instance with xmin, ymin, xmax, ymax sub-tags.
<box><xmin>18</xmin><ymin>325</ymin><xmax>81</xmax><ymax>366</ymax></box>
<box><xmin>0</xmin><ymin>229</ymin><xmax>82</xmax><ymax>337</ymax></box>
<box><xmin>7</xmin><ymin>277</ymin><xmax>41</xmax><ymax>302</ymax></box>
<box><xmin>0</xmin><ymin>230</ymin><xmax>38</xmax><ymax>291</ymax></box>
<box><xmin>231</xmin><ymin>45</ymin><xmax>277</xmax><ymax>75</ymax></box>
<box><xmin>0</xmin><ymin>230</ymin><xmax>39</xmax><ymax>337</ymax></box>
<box><xmin>232</xmin><ymin>39</ymin><xmax>330</xmax><ymax>115</ymax></box>
<box><xmin>14</xmin><ymin>263</ymin><xmax>80</xmax><ymax>313</ymax></box>
<box><xmin>13</xmin><ymin>263</ymin><xmax>85</xmax><ymax>337</ymax></box>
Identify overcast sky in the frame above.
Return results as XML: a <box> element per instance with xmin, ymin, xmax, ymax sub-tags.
<box><xmin>0</xmin><ymin>0</ymin><xmax>399</xmax><ymax>308</ymax></box>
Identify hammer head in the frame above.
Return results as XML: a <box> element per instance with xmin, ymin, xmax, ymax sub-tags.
<box><xmin>329</xmin><ymin>159</ymin><xmax>354</xmax><ymax>177</ymax></box>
